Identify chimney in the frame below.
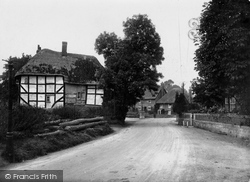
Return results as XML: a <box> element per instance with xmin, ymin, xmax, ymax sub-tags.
<box><xmin>62</xmin><ymin>42</ymin><xmax>67</xmax><ymax>56</ymax></box>
<box><xmin>36</xmin><ymin>45</ymin><xmax>41</xmax><ymax>53</ymax></box>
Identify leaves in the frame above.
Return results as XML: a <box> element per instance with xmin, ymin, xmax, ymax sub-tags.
<box><xmin>95</xmin><ymin>14</ymin><xmax>164</xmax><ymax>122</ymax></box>
<box><xmin>193</xmin><ymin>0</ymin><xmax>250</xmax><ymax>112</ymax></box>
<box><xmin>0</xmin><ymin>54</ymin><xmax>31</xmax><ymax>104</ymax></box>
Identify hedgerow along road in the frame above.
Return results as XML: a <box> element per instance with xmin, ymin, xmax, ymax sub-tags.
<box><xmin>2</xmin><ymin>118</ymin><xmax>250</xmax><ymax>182</ymax></box>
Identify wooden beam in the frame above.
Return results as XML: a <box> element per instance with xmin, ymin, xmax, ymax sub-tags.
<box><xmin>60</xmin><ymin>117</ymin><xmax>104</xmax><ymax>127</ymax></box>
<box><xmin>64</xmin><ymin>121</ymin><xmax>107</xmax><ymax>131</ymax></box>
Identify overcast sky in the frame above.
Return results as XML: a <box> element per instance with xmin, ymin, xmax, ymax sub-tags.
<box><xmin>0</xmin><ymin>0</ymin><xmax>209</xmax><ymax>88</ymax></box>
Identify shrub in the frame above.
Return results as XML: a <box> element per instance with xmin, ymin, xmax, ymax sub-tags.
<box><xmin>52</xmin><ymin>106</ymin><xmax>83</xmax><ymax>119</ymax></box>
<box><xmin>0</xmin><ymin>105</ymin><xmax>51</xmax><ymax>140</ymax></box>
<box><xmin>52</xmin><ymin>105</ymin><xmax>104</xmax><ymax>119</ymax></box>
<box><xmin>0</xmin><ymin>105</ymin><xmax>8</xmax><ymax>141</ymax></box>
<box><xmin>81</xmin><ymin>106</ymin><xmax>103</xmax><ymax>118</ymax></box>
<box><xmin>12</xmin><ymin>105</ymin><xmax>49</xmax><ymax>135</ymax></box>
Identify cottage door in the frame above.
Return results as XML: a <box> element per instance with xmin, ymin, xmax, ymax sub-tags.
<box><xmin>46</xmin><ymin>95</ymin><xmax>55</xmax><ymax>108</ymax></box>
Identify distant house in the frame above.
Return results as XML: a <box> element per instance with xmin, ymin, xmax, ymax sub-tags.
<box><xmin>135</xmin><ymin>89</ymin><xmax>158</xmax><ymax>112</ymax></box>
<box><xmin>15</xmin><ymin>42</ymin><xmax>104</xmax><ymax>108</ymax></box>
<box><xmin>155</xmin><ymin>85</ymin><xmax>188</xmax><ymax>115</ymax></box>
<box><xmin>155</xmin><ymin>88</ymin><xmax>179</xmax><ymax>115</ymax></box>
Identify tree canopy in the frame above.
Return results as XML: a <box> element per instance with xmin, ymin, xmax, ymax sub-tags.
<box><xmin>95</xmin><ymin>14</ymin><xmax>164</xmax><ymax>123</ymax></box>
<box><xmin>173</xmin><ymin>92</ymin><xmax>188</xmax><ymax>115</ymax></box>
<box><xmin>192</xmin><ymin>0</ymin><xmax>250</xmax><ymax>114</ymax></box>
<box><xmin>0</xmin><ymin>54</ymin><xmax>30</xmax><ymax>105</ymax></box>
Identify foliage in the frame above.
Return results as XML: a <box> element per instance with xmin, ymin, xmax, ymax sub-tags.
<box><xmin>52</xmin><ymin>106</ymin><xmax>83</xmax><ymax>119</ymax></box>
<box><xmin>0</xmin><ymin>105</ymin><xmax>56</xmax><ymax>140</ymax></box>
<box><xmin>193</xmin><ymin>0</ymin><xmax>250</xmax><ymax>114</ymax></box>
<box><xmin>95</xmin><ymin>14</ymin><xmax>164</xmax><ymax>124</ymax></box>
<box><xmin>173</xmin><ymin>92</ymin><xmax>188</xmax><ymax>116</ymax></box>
<box><xmin>12</xmin><ymin>105</ymin><xmax>50</xmax><ymax>134</ymax></box>
<box><xmin>1</xmin><ymin>124</ymin><xmax>113</xmax><ymax>162</ymax></box>
<box><xmin>0</xmin><ymin>104</ymin><xmax>8</xmax><ymax>140</ymax></box>
<box><xmin>191</xmin><ymin>78</ymin><xmax>225</xmax><ymax>108</ymax></box>
<box><xmin>0</xmin><ymin>54</ymin><xmax>30</xmax><ymax>105</ymax></box>
<box><xmin>52</xmin><ymin>106</ymin><xmax>104</xmax><ymax>119</ymax></box>
<box><xmin>187</xmin><ymin>102</ymin><xmax>201</xmax><ymax>113</ymax></box>
<box><xmin>68</xmin><ymin>58</ymin><xmax>103</xmax><ymax>83</ymax></box>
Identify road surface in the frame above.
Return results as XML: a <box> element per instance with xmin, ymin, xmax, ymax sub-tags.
<box><xmin>2</xmin><ymin>118</ymin><xmax>250</xmax><ymax>182</ymax></box>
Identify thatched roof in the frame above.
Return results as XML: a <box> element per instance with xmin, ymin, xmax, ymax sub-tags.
<box><xmin>142</xmin><ymin>89</ymin><xmax>158</xmax><ymax>100</ymax></box>
<box><xmin>156</xmin><ymin>85</ymin><xmax>189</xmax><ymax>104</ymax></box>
<box><xmin>16</xmin><ymin>49</ymin><xmax>103</xmax><ymax>84</ymax></box>
<box><xmin>156</xmin><ymin>88</ymin><xmax>181</xmax><ymax>104</ymax></box>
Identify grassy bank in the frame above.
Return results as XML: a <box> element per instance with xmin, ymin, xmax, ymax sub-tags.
<box><xmin>1</xmin><ymin>123</ymin><xmax>113</xmax><ymax>165</ymax></box>
<box><xmin>0</xmin><ymin>105</ymin><xmax>113</xmax><ymax>166</ymax></box>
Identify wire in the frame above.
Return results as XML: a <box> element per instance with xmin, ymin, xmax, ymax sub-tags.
<box><xmin>177</xmin><ymin>0</ymin><xmax>183</xmax><ymax>81</ymax></box>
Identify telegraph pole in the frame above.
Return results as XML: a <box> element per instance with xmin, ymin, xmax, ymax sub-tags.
<box><xmin>6</xmin><ymin>61</ymin><xmax>14</xmax><ymax>162</ymax></box>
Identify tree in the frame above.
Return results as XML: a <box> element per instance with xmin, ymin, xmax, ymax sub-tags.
<box><xmin>95</xmin><ymin>14</ymin><xmax>164</xmax><ymax>124</ymax></box>
<box><xmin>193</xmin><ymin>0</ymin><xmax>250</xmax><ymax>114</ymax></box>
<box><xmin>191</xmin><ymin>78</ymin><xmax>225</xmax><ymax>109</ymax></box>
<box><xmin>173</xmin><ymin>92</ymin><xmax>188</xmax><ymax>125</ymax></box>
<box><xmin>0</xmin><ymin>54</ymin><xmax>30</xmax><ymax>105</ymax></box>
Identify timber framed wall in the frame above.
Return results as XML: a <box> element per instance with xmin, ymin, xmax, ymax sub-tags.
<box><xmin>18</xmin><ymin>75</ymin><xmax>64</xmax><ymax>108</ymax></box>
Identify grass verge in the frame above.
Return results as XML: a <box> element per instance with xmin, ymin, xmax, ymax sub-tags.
<box><xmin>0</xmin><ymin>123</ymin><xmax>113</xmax><ymax>165</ymax></box>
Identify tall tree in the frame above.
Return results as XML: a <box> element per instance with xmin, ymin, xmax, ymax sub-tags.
<box><xmin>0</xmin><ymin>54</ymin><xmax>30</xmax><ymax>105</ymax></box>
<box><xmin>95</xmin><ymin>14</ymin><xmax>164</xmax><ymax>124</ymax></box>
<box><xmin>193</xmin><ymin>0</ymin><xmax>250</xmax><ymax>113</ymax></box>
<box><xmin>173</xmin><ymin>92</ymin><xmax>188</xmax><ymax>125</ymax></box>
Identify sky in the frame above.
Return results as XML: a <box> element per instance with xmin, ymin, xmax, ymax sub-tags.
<box><xmin>0</xmin><ymin>0</ymin><xmax>209</xmax><ymax>89</ymax></box>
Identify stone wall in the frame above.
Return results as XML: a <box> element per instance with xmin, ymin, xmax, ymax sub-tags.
<box><xmin>192</xmin><ymin>113</ymin><xmax>250</xmax><ymax>140</ymax></box>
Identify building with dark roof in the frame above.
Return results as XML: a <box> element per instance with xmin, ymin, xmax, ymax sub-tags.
<box><xmin>155</xmin><ymin>85</ymin><xmax>189</xmax><ymax>115</ymax></box>
<box><xmin>15</xmin><ymin>42</ymin><xmax>104</xmax><ymax>108</ymax></box>
<box><xmin>135</xmin><ymin>89</ymin><xmax>158</xmax><ymax>112</ymax></box>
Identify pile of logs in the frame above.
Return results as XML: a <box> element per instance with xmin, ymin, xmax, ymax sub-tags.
<box><xmin>35</xmin><ymin>117</ymin><xmax>107</xmax><ymax>137</ymax></box>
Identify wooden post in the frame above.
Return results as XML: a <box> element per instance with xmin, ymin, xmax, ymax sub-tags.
<box><xmin>6</xmin><ymin>62</ymin><xmax>14</xmax><ymax>162</ymax></box>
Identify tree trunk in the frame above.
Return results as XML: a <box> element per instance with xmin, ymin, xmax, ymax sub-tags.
<box><xmin>178</xmin><ymin>113</ymin><xmax>184</xmax><ymax>125</ymax></box>
<box><xmin>64</xmin><ymin>121</ymin><xmax>107</xmax><ymax>131</ymax></box>
<box><xmin>114</xmin><ymin>105</ymin><xmax>128</xmax><ymax>125</ymax></box>
<box><xmin>60</xmin><ymin>117</ymin><xmax>104</xmax><ymax>127</ymax></box>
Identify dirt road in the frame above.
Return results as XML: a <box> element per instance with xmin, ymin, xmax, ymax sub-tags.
<box><xmin>2</xmin><ymin>118</ymin><xmax>250</xmax><ymax>182</ymax></box>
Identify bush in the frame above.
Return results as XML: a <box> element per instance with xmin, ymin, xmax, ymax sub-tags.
<box><xmin>12</xmin><ymin>105</ymin><xmax>50</xmax><ymax>135</ymax></box>
<box><xmin>52</xmin><ymin>105</ymin><xmax>103</xmax><ymax>119</ymax></box>
<box><xmin>52</xmin><ymin>106</ymin><xmax>83</xmax><ymax>119</ymax></box>
<box><xmin>82</xmin><ymin>106</ymin><xmax>104</xmax><ymax>118</ymax></box>
<box><xmin>0</xmin><ymin>105</ymin><xmax>8</xmax><ymax>141</ymax></box>
<box><xmin>1</xmin><ymin>124</ymin><xmax>113</xmax><ymax>162</ymax></box>
<box><xmin>0</xmin><ymin>105</ymin><xmax>52</xmax><ymax>140</ymax></box>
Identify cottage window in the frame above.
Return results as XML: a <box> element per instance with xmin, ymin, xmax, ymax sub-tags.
<box><xmin>147</xmin><ymin>106</ymin><xmax>152</xmax><ymax>111</ymax></box>
<box><xmin>86</xmin><ymin>85</ymin><xmax>103</xmax><ymax>105</ymax></box>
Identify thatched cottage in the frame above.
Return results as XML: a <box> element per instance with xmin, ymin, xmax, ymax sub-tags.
<box><xmin>15</xmin><ymin>42</ymin><xmax>104</xmax><ymax>108</ymax></box>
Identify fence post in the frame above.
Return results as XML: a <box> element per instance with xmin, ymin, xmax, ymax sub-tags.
<box><xmin>6</xmin><ymin>62</ymin><xmax>14</xmax><ymax>162</ymax></box>
<box><xmin>190</xmin><ymin>113</ymin><xmax>192</xmax><ymax>126</ymax></box>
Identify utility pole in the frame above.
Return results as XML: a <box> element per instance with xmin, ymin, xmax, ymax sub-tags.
<box><xmin>6</xmin><ymin>61</ymin><xmax>14</xmax><ymax>162</ymax></box>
